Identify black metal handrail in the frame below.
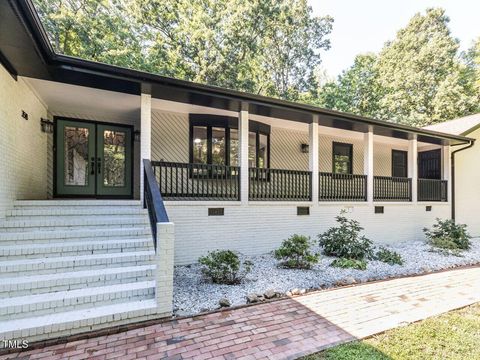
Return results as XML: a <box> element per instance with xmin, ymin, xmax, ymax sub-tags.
<box><xmin>319</xmin><ymin>172</ymin><xmax>367</xmax><ymax>201</ymax></box>
<box><xmin>373</xmin><ymin>176</ymin><xmax>412</xmax><ymax>201</ymax></box>
<box><xmin>143</xmin><ymin>159</ymin><xmax>169</xmax><ymax>251</ymax></box>
<box><xmin>152</xmin><ymin>161</ymin><xmax>240</xmax><ymax>200</ymax></box>
<box><xmin>418</xmin><ymin>179</ymin><xmax>448</xmax><ymax>202</ymax></box>
<box><xmin>249</xmin><ymin>168</ymin><xmax>311</xmax><ymax>201</ymax></box>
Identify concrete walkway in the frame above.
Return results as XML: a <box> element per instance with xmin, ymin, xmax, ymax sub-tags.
<box><xmin>2</xmin><ymin>267</ymin><xmax>480</xmax><ymax>360</ymax></box>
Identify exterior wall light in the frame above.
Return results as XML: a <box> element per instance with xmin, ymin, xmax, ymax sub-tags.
<box><xmin>40</xmin><ymin>118</ymin><xmax>54</xmax><ymax>133</ymax></box>
<box><xmin>134</xmin><ymin>130</ymin><xmax>141</xmax><ymax>142</ymax></box>
<box><xmin>301</xmin><ymin>143</ymin><xmax>309</xmax><ymax>153</ymax></box>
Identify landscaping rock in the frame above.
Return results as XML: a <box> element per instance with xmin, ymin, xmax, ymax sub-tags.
<box><xmin>264</xmin><ymin>289</ymin><xmax>279</xmax><ymax>299</ymax></box>
<box><xmin>219</xmin><ymin>298</ymin><xmax>231</xmax><ymax>308</ymax></box>
<box><xmin>173</xmin><ymin>239</ymin><xmax>480</xmax><ymax>315</ymax></box>
<box><xmin>246</xmin><ymin>293</ymin><xmax>264</xmax><ymax>303</ymax></box>
<box><xmin>290</xmin><ymin>288</ymin><xmax>301</xmax><ymax>295</ymax></box>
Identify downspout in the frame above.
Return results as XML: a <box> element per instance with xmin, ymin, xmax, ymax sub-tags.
<box><xmin>451</xmin><ymin>140</ymin><xmax>475</xmax><ymax>221</ymax></box>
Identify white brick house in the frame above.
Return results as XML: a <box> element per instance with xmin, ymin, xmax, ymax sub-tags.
<box><xmin>0</xmin><ymin>0</ymin><xmax>476</xmax><ymax>345</ymax></box>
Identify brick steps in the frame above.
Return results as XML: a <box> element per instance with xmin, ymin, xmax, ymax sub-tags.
<box><xmin>0</xmin><ymin>238</ymin><xmax>152</xmax><ymax>258</ymax></box>
<box><xmin>0</xmin><ymin>265</ymin><xmax>156</xmax><ymax>298</ymax></box>
<box><xmin>0</xmin><ymin>200</ymin><xmax>163</xmax><ymax>345</ymax></box>
<box><xmin>0</xmin><ymin>227</ymin><xmax>151</xmax><ymax>244</ymax></box>
<box><xmin>0</xmin><ymin>299</ymin><xmax>158</xmax><ymax>343</ymax></box>
<box><xmin>0</xmin><ymin>251</ymin><xmax>155</xmax><ymax>277</ymax></box>
<box><xmin>0</xmin><ymin>281</ymin><xmax>156</xmax><ymax>321</ymax></box>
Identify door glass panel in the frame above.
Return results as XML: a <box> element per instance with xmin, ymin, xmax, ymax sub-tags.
<box><xmin>64</xmin><ymin>126</ymin><xmax>89</xmax><ymax>186</ymax></box>
<box><xmin>229</xmin><ymin>129</ymin><xmax>239</xmax><ymax>166</ymax></box>
<box><xmin>258</xmin><ymin>133</ymin><xmax>268</xmax><ymax>169</ymax></box>
<box><xmin>103</xmin><ymin>130</ymin><xmax>126</xmax><ymax>187</ymax></box>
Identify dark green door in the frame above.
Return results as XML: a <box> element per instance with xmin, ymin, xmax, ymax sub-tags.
<box><xmin>56</xmin><ymin>119</ymin><xmax>133</xmax><ymax>198</ymax></box>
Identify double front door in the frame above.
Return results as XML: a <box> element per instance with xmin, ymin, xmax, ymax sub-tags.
<box><xmin>56</xmin><ymin>119</ymin><xmax>133</xmax><ymax>197</ymax></box>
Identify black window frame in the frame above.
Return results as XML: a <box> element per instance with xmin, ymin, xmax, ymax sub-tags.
<box><xmin>189</xmin><ymin>114</ymin><xmax>270</xmax><ymax>169</ymax></box>
<box><xmin>332</xmin><ymin>142</ymin><xmax>353</xmax><ymax>175</ymax></box>
<box><xmin>391</xmin><ymin>149</ymin><xmax>408</xmax><ymax>178</ymax></box>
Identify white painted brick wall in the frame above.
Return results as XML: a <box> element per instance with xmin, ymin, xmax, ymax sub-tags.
<box><xmin>0</xmin><ymin>66</ymin><xmax>48</xmax><ymax>218</ymax></box>
<box><xmin>165</xmin><ymin>202</ymin><xmax>450</xmax><ymax>265</ymax></box>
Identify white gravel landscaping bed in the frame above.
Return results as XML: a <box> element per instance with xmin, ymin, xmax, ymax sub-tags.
<box><xmin>173</xmin><ymin>238</ymin><xmax>480</xmax><ymax>316</ymax></box>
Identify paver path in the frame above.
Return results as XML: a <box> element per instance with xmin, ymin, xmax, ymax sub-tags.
<box><xmin>2</xmin><ymin>266</ymin><xmax>480</xmax><ymax>360</ymax></box>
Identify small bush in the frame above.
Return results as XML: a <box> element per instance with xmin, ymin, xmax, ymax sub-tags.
<box><xmin>375</xmin><ymin>246</ymin><xmax>403</xmax><ymax>265</ymax></box>
<box><xmin>318</xmin><ymin>211</ymin><xmax>374</xmax><ymax>260</ymax></box>
<box><xmin>423</xmin><ymin>218</ymin><xmax>471</xmax><ymax>251</ymax></box>
<box><xmin>330</xmin><ymin>258</ymin><xmax>367</xmax><ymax>270</ymax></box>
<box><xmin>274</xmin><ymin>234</ymin><xmax>320</xmax><ymax>269</ymax></box>
<box><xmin>198</xmin><ymin>250</ymin><xmax>252</xmax><ymax>284</ymax></box>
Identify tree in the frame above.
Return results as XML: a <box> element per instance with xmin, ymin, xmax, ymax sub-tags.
<box><xmin>316</xmin><ymin>8</ymin><xmax>478</xmax><ymax>126</ymax></box>
<box><xmin>33</xmin><ymin>0</ymin><xmax>333</xmax><ymax>102</ymax></box>
<box><xmin>316</xmin><ymin>53</ymin><xmax>382</xmax><ymax>118</ymax></box>
<box><xmin>375</xmin><ymin>8</ymin><xmax>477</xmax><ymax>126</ymax></box>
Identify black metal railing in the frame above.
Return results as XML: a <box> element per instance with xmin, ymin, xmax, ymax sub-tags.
<box><xmin>319</xmin><ymin>172</ymin><xmax>367</xmax><ymax>201</ymax></box>
<box><xmin>373</xmin><ymin>176</ymin><xmax>412</xmax><ymax>201</ymax></box>
<box><xmin>249</xmin><ymin>168</ymin><xmax>311</xmax><ymax>201</ymax></box>
<box><xmin>418</xmin><ymin>179</ymin><xmax>448</xmax><ymax>202</ymax></box>
<box><xmin>143</xmin><ymin>159</ymin><xmax>169</xmax><ymax>251</ymax></box>
<box><xmin>152</xmin><ymin>161</ymin><xmax>240</xmax><ymax>200</ymax></box>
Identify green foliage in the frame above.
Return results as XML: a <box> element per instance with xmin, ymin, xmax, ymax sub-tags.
<box><xmin>317</xmin><ymin>8</ymin><xmax>479</xmax><ymax>126</ymax></box>
<box><xmin>33</xmin><ymin>0</ymin><xmax>333</xmax><ymax>102</ymax></box>
<box><xmin>198</xmin><ymin>250</ymin><xmax>252</xmax><ymax>285</ymax></box>
<box><xmin>274</xmin><ymin>234</ymin><xmax>319</xmax><ymax>269</ymax></box>
<box><xmin>318</xmin><ymin>212</ymin><xmax>374</xmax><ymax>260</ymax></box>
<box><xmin>330</xmin><ymin>258</ymin><xmax>367</xmax><ymax>270</ymax></box>
<box><xmin>375</xmin><ymin>247</ymin><xmax>403</xmax><ymax>266</ymax></box>
<box><xmin>423</xmin><ymin>218</ymin><xmax>471</xmax><ymax>251</ymax></box>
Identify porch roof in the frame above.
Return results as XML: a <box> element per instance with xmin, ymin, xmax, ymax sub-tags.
<box><xmin>0</xmin><ymin>0</ymin><xmax>474</xmax><ymax>147</ymax></box>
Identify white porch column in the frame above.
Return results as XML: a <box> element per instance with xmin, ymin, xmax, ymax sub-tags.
<box><xmin>239</xmin><ymin>103</ymin><xmax>249</xmax><ymax>204</ymax></box>
<box><xmin>363</xmin><ymin>126</ymin><xmax>374</xmax><ymax>203</ymax></box>
<box><xmin>309</xmin><ymin>115</ymin><xmax>319</xmax><ymax>204</ymax></box>
<box><xmin>408</xmin><ymin>135</ymin><xmax>418</xmax><ymax>203</ymax></box>
<box><xmin>442</xmin><ymin>145</ymin><xmax>451</xmax><ymax>202</ymax></box>
<box><xmin>140</xmin><ymin>92</ymin><xmax>152</xmax><ymax>203</ymax></box>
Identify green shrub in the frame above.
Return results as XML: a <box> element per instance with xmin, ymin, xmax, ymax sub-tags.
<box><xmin>274</xmin><ymin>234</ymin><xmax>320</xmax><ymax>269</ymax></box>
<box><xmin>423</xmin><ymin>218</ymin><xmax>471</xmax><ymax>251</ymax></box>
<box><xmin>330</xmin><ymin>258</ymin><xmax>367</xmax><ymax>270</ymax></box>
<box><xmin>198</xmin><ymin>250</ymin><xmax>252</xmax><ymax>284</ymax></box>
<box><xmin>375</xmin><ymin>246</ymin><xmax>403</xmax><ymax>265</ymax></box>
<box><xmin>318</xmin><ymin>211</ymin><xmax>374</xmax><ymax>260</ymax></box>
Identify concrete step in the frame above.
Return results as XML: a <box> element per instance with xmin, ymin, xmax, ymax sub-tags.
<box><xmin>14</xmin><ymin>200</ymin><xmax>141</xmax><ymax>207</ymax></box>
<box><xmin>0</xmin><ymin>216</ymin><xmax>149</xmax><ymax>232</ymax></box>
<box><xmin>6</xmin><ymin>207</ymin><xmax>148</xmax><ymax>217</ymax></box>
<box><xmin>0</xmin><ymin>265</ymin><xmax>156</xmax><ymax>298</ymax></box>
<box><xmin>0</xmin><ymin>281</ymin><xmax>155</xmax><ymax>320</ymax></box>
<box><xmin>0</xmin><ymin>299</ymin><xmax>158</xmax><ymax>345</ymax></box>
<box><xmin>0</xmin><ymin>251</ymin><xmax>156</xmax><ymax>277</ymax></box>
<box><xmin>0</xmin><ymin>227</ymin><xmax>151</xmax><ymax>244</ymax></box>
<box><xmin>0</xmin><ymin>238</ymin><xmax>153</xmax><ymax>259</ymax></box>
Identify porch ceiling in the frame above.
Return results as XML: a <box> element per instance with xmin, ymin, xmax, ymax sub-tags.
<box><xmin>24</xmin><ymin>78</ymin><xmax>141</xmax><ymax>121</ymax></box>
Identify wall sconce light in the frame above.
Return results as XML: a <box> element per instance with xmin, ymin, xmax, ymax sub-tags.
<box><xmin>301</xmin><ymin>143</ymin><xmax>309</xmax><ymax>153</ymax></box>
<box><xmin>40</xmin><ymin>118</ymin><xmax>54</xmax><ymax>133</ymax></box>
<box><xmin>134</xmin><ymin>130</ymin><xmax>141</xmax><ymax>142</ymax></box>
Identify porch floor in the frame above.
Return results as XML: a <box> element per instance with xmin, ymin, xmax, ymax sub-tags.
<box><xmin>4</xmin><ymin>266</ymin><xmax>480</xmax><ymax>360</ymax></box>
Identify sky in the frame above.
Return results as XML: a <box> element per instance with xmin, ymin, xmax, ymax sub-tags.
<box><xmin>309</xmin><ymin>0</ymin><xmax>480</xmax><ymax>78</ymax></box>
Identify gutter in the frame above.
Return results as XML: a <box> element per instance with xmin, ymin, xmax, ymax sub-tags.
<box><xmin>451</xmin><ymin>140</ymin><xmax>475</xmax><ymax>221</ymax></box>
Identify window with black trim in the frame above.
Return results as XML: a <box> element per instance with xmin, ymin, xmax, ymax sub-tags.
<box><xmin>189</xmin><ymin>115</ymin><xmax>270</xmax><ymax>169</ymax></box>
<box><xmin>332</xmin><ymin>142</ymin><xmax>353</xmax><ymax>174</ymax></box>
<box><xmin>392</xmin><ymin>150</ymin><xmax>408</xmax><ymax>178</ymax></box>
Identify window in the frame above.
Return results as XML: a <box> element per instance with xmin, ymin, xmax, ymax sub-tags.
<box><xmin>189</xmin><ymin>115</ymin><xmax>270</xmax><ymax>169</ymax></box>
<box><xmin>392</xmin><ymin>150</ymin><xmax>408</xmax><ymax>178</ymax></box>
<box><xmin>332</xmin><ymin>142</ymin><xmax>353</xmax><ymax>174</ymax></box>
<box><xmin>418</xmin><ymin>149</ymin><xmax>441</xmax><ymax>179</ymax></box>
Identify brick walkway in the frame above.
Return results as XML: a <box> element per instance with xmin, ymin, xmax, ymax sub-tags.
<box><xmin>2</xmin><ymin>267</ymin><xmax>480</xmax><ymax>360</ymax></box>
